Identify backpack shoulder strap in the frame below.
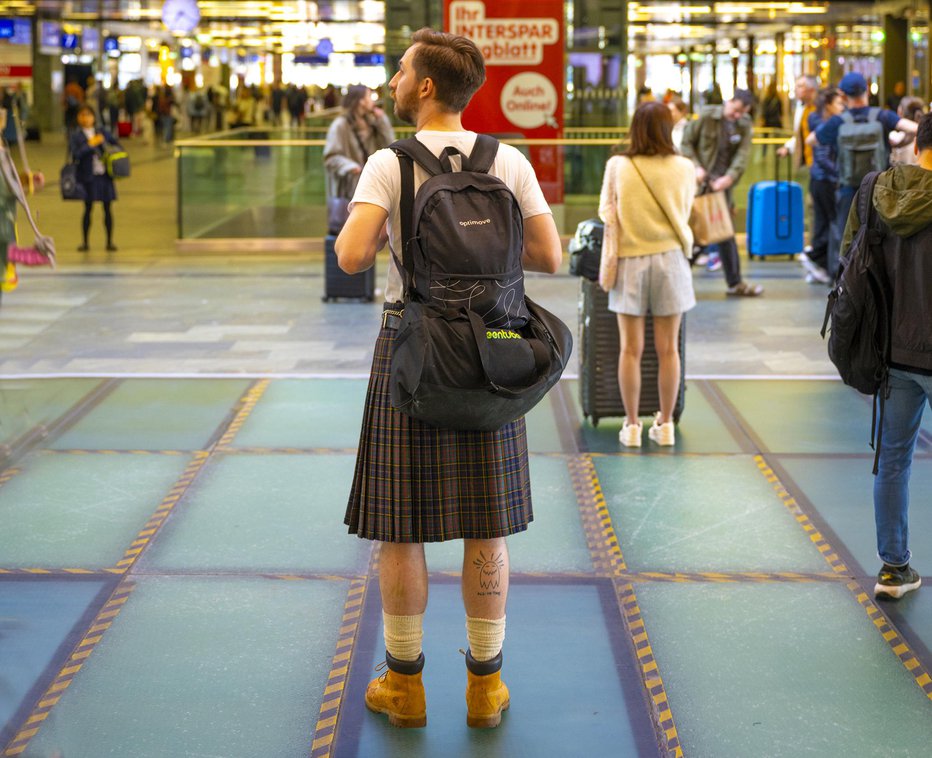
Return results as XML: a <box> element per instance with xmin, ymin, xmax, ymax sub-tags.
<box><xmin>856</xmin><ymin>170</ymin><xmax>881</xmax><ymax>228</ymax></box>
<box><xmin>466</xmin><ymin>134</ymin><xmax>499</xmax><ymax>174</ymax></box>
<box><xmin>390</xmin><ymin>137</ymin><xmax>445</xmax><ymax>176</ymax></box>
<box><xmin>394</xmin><ymin>145</ymin><xmax>417</xmax><ymax>293</ymax></box>
<box><xmin>839</xmin><ymin>110</ymin><xmax>853</xmax><ymax>125</ymax></box>
<box><xmin>867</xmin><ymin>107</ymin><xmax>881</xmax><ymax>123</ymax></box>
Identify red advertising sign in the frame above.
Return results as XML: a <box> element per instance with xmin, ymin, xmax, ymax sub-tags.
<box><xmin>0</xmin><ymin>66</ymin><xmax>33</xmax><ymax>78</ymax></box>
<box><xmin>445</xmin><ymin>0</ymin><xmax>564</xmax><ymax>203</ymax></box>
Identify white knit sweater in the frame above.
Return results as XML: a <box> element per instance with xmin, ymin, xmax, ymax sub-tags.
<box><xmin>598</xmin><ymin>154</ymin><xmax>697</xmax><ymax>258</ymax></box>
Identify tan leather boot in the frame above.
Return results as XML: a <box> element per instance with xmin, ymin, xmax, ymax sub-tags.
<box><xmin>464</xmin><ymin>649</ymin><xmax>510</xmax><ymax>728</ymax></box>
<box><xmin>365</xmin><ymin>652</ymin><xmax>427</xmax><ymax>728</ymax></box>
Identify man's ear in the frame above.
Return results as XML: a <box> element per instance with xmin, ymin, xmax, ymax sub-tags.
<box><xmin>915</xmin><ymin>140</ymin><xmax>920</xmax><ymax>157</ymax></box>
<box><xmin>419</xmin><ymin>77</ymin><xmax>434</xmax><ymax>100</ymax></box>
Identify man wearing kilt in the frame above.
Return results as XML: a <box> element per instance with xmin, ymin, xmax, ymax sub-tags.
<box><xmin>335</xmin><ymin>29</ymin><xmax>562</xmax><ymax>729</ymax></box>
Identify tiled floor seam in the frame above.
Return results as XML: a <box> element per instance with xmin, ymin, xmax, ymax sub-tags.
<box><xmin>0</xmin><ymin>378</ymin><xmax>273</xmax><ymax>750</ymax></box>
<box><xmin>1</xmin><ymin>581</ymin><xmax>136</xmax><ymax>757</ymax></box>
<box><xmin>0</xmin><ymin>378</ymin><xmax>120</xmax><ymax>469</ymax></box>
<box><xmin>754</xmin><ymin>453</ymin><xmax>932</xmax><ymax>703</ymax></box>
<box><xmin>569</xmin><ymin>454</ymin><xmax>684</xmax><ymax>758</ymax></box>
<box><xmin>311</xmin><ymin>545</ymin><xmax>377</xmax><ymax>757</ymax></box>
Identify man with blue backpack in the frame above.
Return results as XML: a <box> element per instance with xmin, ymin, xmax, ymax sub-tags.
<box><xmin>808</xmin><ymin>72</ymin><xmax>918</xmax><ymax>282</ymax></box>
<box><xmin>335</xmin><ymin>28</ymin><xmax>562</xmax><ymax>730</ymax></box>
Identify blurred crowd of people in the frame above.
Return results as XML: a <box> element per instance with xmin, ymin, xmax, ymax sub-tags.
<box><xmin>59</xmin><ymin>76</ymin><xmax>366</xmax><ymax>145</ymax></box>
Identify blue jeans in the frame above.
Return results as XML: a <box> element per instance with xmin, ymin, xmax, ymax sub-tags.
<box><xmin>873</xmin><ymin>368</ymin><xmax>932</xmax><ymax>567</ymax></box>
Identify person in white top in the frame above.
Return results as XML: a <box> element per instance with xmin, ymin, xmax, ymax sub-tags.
<box><xmin>667</xmin><ymin>96</ymin><xmax>689</xmax><ymax>152</ymax></box>
<box><xmin>599</xmin><ymin>101</ymin><xmax>696</xmax><ymax>448</ymax></box>
<box><xmin>336</xmin><ymin>28</ymin><xmax>561</xmax><ymax>731</ymax></box>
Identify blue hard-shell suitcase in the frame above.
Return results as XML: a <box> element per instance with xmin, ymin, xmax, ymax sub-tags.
<box><xmin>746</xmin><ymin>179</ymin><xmax>805</xmax><ymax>258</ymax></box>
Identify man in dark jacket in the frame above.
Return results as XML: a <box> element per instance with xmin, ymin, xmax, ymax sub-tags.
<box><xmin>681</xmin><ymin>89</ymin><xmax>764</xmax><ymax>296</ymax></box>
<box><xmin>841</xmin><ymin>112</ymin><xmax>932</xmax><ymax>600</ymax></box>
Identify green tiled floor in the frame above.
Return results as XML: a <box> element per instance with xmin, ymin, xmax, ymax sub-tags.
<box><xmin>3</xmin><ymin>376</ymin><xmax>931</xmax><ymax>757</ymax></box>
<box><xmin>229</xmin><ymin>379</ymin><xmax>368</xmax><ymax>450</ymax></box>
<box><xmin>0</xmin><ymin>378</ymin><xmax>102</xmax><ymax>446</ymax></box>
<box><xmin>26</xmin><ymin>577</ymin><xmax>347</xmax><ymax>758</ymax></box>
<box><xmin>50</xmin><ymin>379</ymin><xmax>252</xmax><ymax>451</ymax></box>
<box><xmin>596</xmin><ymin>456</ymin><xmax>830</xmax><ymax>573</ymax></box>
<box><xmin>634</xmin><ymin>582</ymin><xmax>932</xmax><ymax>757</ymax></box>
<box><xmin>0</xmin><ymin>451</ymin><xmax>190</xmax><ymax>568</ymax></box>
<box><xmin>714</xmin><ymin>379</ymin><xmax>879</xmax><ymax>454</ymax></box>
<box><xmin>137</xmin><ymin>453</ymin><xmax>366</xmax><ymax>574</ymax></box>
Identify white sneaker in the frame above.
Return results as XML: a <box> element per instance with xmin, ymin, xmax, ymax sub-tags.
<box><xmin>648</xmin><ymin>413</ymin><xmax>675</xmax><ymax>446</ymax></box>
<box><xmin>799</xmin><ymin>252</ymin><xmax>831</xmax><ymax>283</ymax></box>
<box><xmin>810</xmin><ymin>266</ymin><xmax>831</xmax><ymax>284</ymax></box>
<box><xmin>619</xmin><ymin>421</ymin><xmax>642</xmax><ymax>447</ymax></box>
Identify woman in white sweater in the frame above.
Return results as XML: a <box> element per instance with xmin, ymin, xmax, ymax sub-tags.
<box><xmin>598</xmin><ymin>101</ymin><xmax>697</xmax><ymax>447</ymax></box>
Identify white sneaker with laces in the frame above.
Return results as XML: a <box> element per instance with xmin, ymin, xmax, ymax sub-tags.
<box><xmin>648</xmin><ymin>413</ymin><xmax>675</xmax><ymax>446</ymax></box>
<box><xmin>619</xmin><ymin>421</ymin><xmax>642</xmax><ymax>447</ymax></box>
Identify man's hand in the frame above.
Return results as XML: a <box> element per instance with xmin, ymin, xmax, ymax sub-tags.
<box><xmin>776</xmin><ymin>146</ymin><xmax>789</xmax><ymax>158</ymax></box>
<box><xmin>695</xmin><ymin>166</ymin><xmax>707</xmax><ymax>184</ymax></box>
<box><xmin>710</xmin><ymin>175</ymin><xmax>734</xmax><ymax>192</ymax></box>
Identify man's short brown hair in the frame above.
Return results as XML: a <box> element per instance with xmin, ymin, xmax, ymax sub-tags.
<box><xmin>410</xmin><ymin>28</ymin><xmax>486</xmax><ymax>113</ymax></box>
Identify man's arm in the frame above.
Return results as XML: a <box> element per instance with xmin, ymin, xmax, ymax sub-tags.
<box><xmin>895</xmin><ymin>117</ymin><xmax>919</xmax><ymax>134</ymax></box>
<box><xmin>679</xmin><ymin>118</ymin><xmax>700</xmax><ymax>163</ymax></box>
<box><xmin>335</xmin><ymin>202</ymin><xmax>389</xmax><ymax>274</ymax></box>
<box><xmin>522</xmin><ymin>213</ymin><xmax>562</xmax><ymax>274</ymax></box>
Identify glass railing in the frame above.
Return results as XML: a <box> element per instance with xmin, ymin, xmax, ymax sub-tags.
<box><xmin>174</xmin><ymin>128</ymin><xmax>793</xmax><ymax>244</ymax></box>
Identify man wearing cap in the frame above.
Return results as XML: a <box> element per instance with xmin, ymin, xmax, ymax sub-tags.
<box><xmin>807</xmin><ymin>72</ymin><xmax>918</xmax><ymax>279</ymax></box>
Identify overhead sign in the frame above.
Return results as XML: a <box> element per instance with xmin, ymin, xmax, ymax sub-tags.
<box><xmin>445</xmin><ymin>0</ymin><xmax>564</xmax><ymax>203</ymax></box>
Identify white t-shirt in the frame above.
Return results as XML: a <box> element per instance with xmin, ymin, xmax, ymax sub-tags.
<box><xmin>349</xmin><ymin>130</ymin><xmax>553</xmax><ymax>303</ymax></box>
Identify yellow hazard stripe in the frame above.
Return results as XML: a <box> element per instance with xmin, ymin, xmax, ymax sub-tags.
<box><xmin>755</xmin><ymin>454</ymin><xmax>932</xmax><ymax>702</ymax></box>
<box><xmin>3</xmin><ymin>582</ymin><xmax>136</xmax><ymax>756</ymax></box>
<box><xmin>569</xmin><ymin>455</ymin><xmax>683</xmax><ymax>757</ymax></box>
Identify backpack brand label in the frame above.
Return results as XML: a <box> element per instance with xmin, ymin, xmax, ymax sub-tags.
<box><xmin>459</xmin><ymin>218</ymin><xmax>492</xmax><ymax>227</ymax></box>
<box><xmin>486</xmin><ymin>329</ymin><xmax>522</xmax><ymax>340</ymax></box>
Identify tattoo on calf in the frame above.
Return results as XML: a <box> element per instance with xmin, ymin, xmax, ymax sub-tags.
<box><xmin>473</xmin><ymin>551</ymin><xmax>505</xmax><ymax>596</ymax></box>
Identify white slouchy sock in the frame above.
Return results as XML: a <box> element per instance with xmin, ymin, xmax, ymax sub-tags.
<box><xmin>465</xmin><ymin>615</ymin><xmax>506</xmax><ymax>661</ymax></box>
<box><xmin>382</xmin><ymin>612</ymin><xmax>424</xmax><ymax>662</ymax></box>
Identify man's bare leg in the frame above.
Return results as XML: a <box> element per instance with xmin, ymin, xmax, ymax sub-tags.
<box><xmin>461</xmin><ymin>537</ymin><xmax>510</xmax><ymax>728</ymax></box>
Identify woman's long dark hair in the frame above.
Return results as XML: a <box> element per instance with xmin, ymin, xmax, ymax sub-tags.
<box><xmin>342</xmin><ymin>85</ymin><xmax>370</xmax><ymax>115</ymax></box>
<box><xmin>623</xmin><ymin>100</ymin><xmax>676</xmax><ymax>158</ymax></box>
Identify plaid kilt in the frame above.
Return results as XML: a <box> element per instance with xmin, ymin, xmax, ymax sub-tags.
<box><xmin>345</xmin><ymin>325</ymin><xmax>533</xmax><ymax>543</ymax></box>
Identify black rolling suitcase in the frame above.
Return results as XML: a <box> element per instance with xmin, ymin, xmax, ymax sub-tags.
<box><xmin>579</xmin><ymin>279</ymin><xmax>685</xmax><ymax>426</ymax></box>
<box><xmin>323</xmin><ymin>235</ymin><xmax>375</xmax><ymax>302</ymax></box>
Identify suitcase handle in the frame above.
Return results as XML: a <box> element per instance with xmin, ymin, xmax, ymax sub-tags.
<box><xmin>773</xmin><ymin>148</ymin><xmax>794</xmax><ymax>239</ymax></box>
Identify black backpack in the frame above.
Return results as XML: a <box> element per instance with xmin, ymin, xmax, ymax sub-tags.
<box><xmin>388</xmin><ymin>135</ymin><xmax>572</xmax><ymax>432</ymax></box>
<box><xmin>821</xmin><ymin>171</ymin><xmax>891</xmax><ymax>472</ymax></box>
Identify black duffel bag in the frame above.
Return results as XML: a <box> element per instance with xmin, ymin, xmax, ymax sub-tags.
<box><xmin>389</xmin><ymin>297</ymin><xmax>573</xmax><ymax>432</ymax></box>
